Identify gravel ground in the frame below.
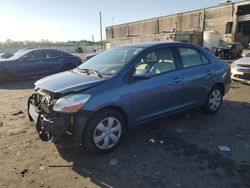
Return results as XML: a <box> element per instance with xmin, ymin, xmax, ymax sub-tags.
<box><xmin>0</xmin><ymin>80</ymin><xmax>249</xmax><ymax>188</ymax></box>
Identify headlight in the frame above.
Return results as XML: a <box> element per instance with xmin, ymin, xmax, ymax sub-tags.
<box><xmin>53</xmin><ymin>94</ymin><xmax>91</xmax><ymax>113</ymax></box>
<box><xmin>231</xmin><ymin>63</ymin><xmax>237</xmax><ymax>69</ymax></box>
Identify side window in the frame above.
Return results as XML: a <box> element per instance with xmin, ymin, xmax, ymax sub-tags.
<box><xmin>200</xmin><ymin>53</ymin><xmax>210</xmax><ymax>65</ymax></box>
<box><xmin>47</xmin><ymin>50</ymin><xmax>62</xmax><ymax>58</ymax></box>
<box><xmin>135</xmin><ymin>48</ymin><xmax>176</xmax><ymax>75</ymax></box>
<box><xmin>25</xmin><ymin>50</ymin><xmax>47</xmax><ymax>60</ymax></box>
<box><xmin>178</xmin><ymin>47</ymin><xmax>203</xmax><ymax>68</ymax></box>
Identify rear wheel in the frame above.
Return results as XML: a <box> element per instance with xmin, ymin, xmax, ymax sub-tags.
<box><xmin>83</xmin><ymin>109</ymin><xmax>126</xmax><ymax>154</ymax></box>
<box><xmin>0</xmin><ymin>69</ymin><xmax>9</xmax><ymax>83</ymax></box>
<box><xmin>203</xmin><ymin>86</ymin><xmax>223</xmax><ymax>114</ymax></box>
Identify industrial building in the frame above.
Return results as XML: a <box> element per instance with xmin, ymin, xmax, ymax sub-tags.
<box><xmin>106</xmin><ymin>0</ymin><xmax>250</xmax><ymax>49</ymax></box>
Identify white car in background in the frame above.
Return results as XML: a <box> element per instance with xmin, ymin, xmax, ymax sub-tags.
<box><xmin>231</xmin><ymin>53</ymin><xmax>250</xmax><ymax>83</ymax></box>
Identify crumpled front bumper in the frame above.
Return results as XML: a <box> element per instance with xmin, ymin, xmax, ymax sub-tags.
<box><xmin>28</xmin><ymin>97</ymin><xmax>92</xmax><ymax>147</ymax></box>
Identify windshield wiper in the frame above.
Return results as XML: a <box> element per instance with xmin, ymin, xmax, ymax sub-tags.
<box><xmin>77</xmin><ymin>68</ymin><xmax>103</xmax><ymax>78</ymax></box>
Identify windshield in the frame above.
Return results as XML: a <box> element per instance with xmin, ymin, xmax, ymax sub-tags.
<box><xmin>8</xmin><ymin>50</ymin><xmax>31</xmax><ymax>60</ymax></box>
<box><xmin>78</xmin><ymin>47</ymin><xmax>143</xmax><ymax>76</ymax></box>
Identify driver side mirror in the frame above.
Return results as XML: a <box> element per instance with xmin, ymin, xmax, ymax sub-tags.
<box><xmin>133</xmin><ymin>69</ymin><xmax>151</xmax><ymax>79</ymax></box>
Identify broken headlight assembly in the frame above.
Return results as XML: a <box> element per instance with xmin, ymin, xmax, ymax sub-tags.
<box><xmin>52</xmin><ymin>94</ymin><xmax>91</xmax><ymax>113</ymax></box>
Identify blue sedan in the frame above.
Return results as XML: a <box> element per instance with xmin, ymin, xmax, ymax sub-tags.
<box><xmin>0</xmin><ymin>48</ymin><xmax>82</xmax><ymax>82</ymax></box>
<box><xmin>28</xmin><ymin>42</ymin><xmax>231</xmax><ymax>153</ymax></box>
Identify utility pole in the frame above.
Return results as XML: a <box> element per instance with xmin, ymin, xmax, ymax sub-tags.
<box><xmin>99</xmin><ymin>11</ymin><xmax>103</xmax><ymax>49</ymax></box>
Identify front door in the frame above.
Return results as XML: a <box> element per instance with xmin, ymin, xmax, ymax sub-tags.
<box><xmin>130</xmin><ymin>47</ymin><xmax>183</xmax><ymax>123</ymax></box>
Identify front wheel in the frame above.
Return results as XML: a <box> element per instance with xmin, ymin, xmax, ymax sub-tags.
<box><xmin>203</xmin><ymin>86</ymin><xmax>223</xmax><ymax>114</ymax></box>
<box><xmin>83</xmin><ymin>109</ymin><xmax>126</xmax><ymax>154</ymax></box>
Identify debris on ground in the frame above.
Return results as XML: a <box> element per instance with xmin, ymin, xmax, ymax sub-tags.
<box><xmin>108</xmin><ymin>158</ymin><xmax>118</xmax><ymax>166</ymax></box>
<box><xmin>12</xmin><ymin>111</ymin><xmax>24</xmax><ymax>116</ymax></box>
<box><xmin>149</xmin><ymin>139</ymin><xmax>155</xmax><ymax>143</ymax></box>
<box><xmin>39</xmin><ymin>166</ymin><xmax>45</xmax><ymax>170</ymax></box>
<box><xmin>234</xmin><ymin>133</ymin><xmax>245</xmax><ymax>139</ymax></box>
<box><xmin>218</xmin><ymin>145</ymin><xmax>231</xmax><ymax>152</ymax></box>
<box><xmin>20</xmin><ymin>169</ymin><xmax>28</xmax><ymax>177</ymax></box>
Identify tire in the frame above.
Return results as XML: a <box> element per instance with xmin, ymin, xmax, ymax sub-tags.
<box><xmin>83</xmin><ymin>109</ymin><xmax>126</xmax><ymax>154</ymax></box>
<box><xmin>0</xmin><ymin>69</ymin><xmax>9</xmax><ymax>83</ymax></box>
<box><xmin>62</xmin><ymin>64</ymin><xmax>75</xmax><ymax>71</ymax></box>
<box><xmin>203</xmin><ymin>86</ymin><xmax>223</xmax><ymax>114</ymax></box>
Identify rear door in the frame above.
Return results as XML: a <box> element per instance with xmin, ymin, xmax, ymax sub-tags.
<box><xmin>177</xmin><ymin>47</ymin><xmax>214</xmax><ymax>107</ymax></box>
<box><xmin>41</xmin><ymin>50</ymin><xmax>64</xmax><ymax>74</ymax></box>
<box><xmin>130</xmin><ymin>47</ymin><xmax>183</xmax><ymax>123</ymax></box>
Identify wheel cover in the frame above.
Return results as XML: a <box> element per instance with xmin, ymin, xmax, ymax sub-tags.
<box><xmin>209</xmin><ymin>89</ymin><xmax>222</xmax><ymax>111</ymax></box>
<box><xmin>93</xmin><ymin>117</ymin><xmax>122</xmax><ymax>150</ymax></box>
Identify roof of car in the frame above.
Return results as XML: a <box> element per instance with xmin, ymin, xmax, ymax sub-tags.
<box><xmin>121</xmin><ymin>42</ymin><xmax>194</xmax><ymax>48</ymax></box>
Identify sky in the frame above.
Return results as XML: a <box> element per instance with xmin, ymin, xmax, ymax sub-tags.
<box><xmin>0</xmin><ymin>0</ymin><xmax>228</xmax><ymax>42</ymax></box>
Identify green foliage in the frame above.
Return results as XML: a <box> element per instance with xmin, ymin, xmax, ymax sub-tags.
<box><xmin>0</xmin><ymin>39</ymin><xmax>105</xmax><ymax>48</ymax></box>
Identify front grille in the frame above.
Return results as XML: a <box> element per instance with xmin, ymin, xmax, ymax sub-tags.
<box><xmin>33</xmin><ymin>89</ymin><xmax>56</xmax><ymax>113</ymax></box>
<box><xmin>235</xmin><ymin>74</ymin><xmax>250</xmax><ymax>80</ymax></box>
<box><xmin>237</xmin><ymin>64</ymin><xmax>250</xmax><ymax>73</ymax></box>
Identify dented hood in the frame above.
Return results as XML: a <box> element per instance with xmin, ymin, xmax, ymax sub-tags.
<box><xmin>35</xmin><ymin>70</ymin><xmax>106</xmax><ymax>94</ymax></box>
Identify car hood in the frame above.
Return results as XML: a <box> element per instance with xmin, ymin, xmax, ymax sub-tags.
<box><xmin>233</xmin><ymin>57</ymin><xmax>250</xmax><ymax>65</ymax></box>
<box><xmin>35</xmin><ymin>70</ymin><xmax>106</xmax><ymax>94</ymax></box>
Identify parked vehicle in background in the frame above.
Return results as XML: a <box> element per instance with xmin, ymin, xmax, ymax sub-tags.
<box><xmin>84</xmin><ymin>50</ymin><xmax>105</xmax><ymax>61</ymax></box>
<box><xmin>0</xmin><ymin>48</ymin><xmax>82</xmax><ymax>83</ymax></box>
<box><xmin>231</xmin><ymin>56</ymin><xmax>250</xmax><ymax>83</ymax></box>
<box><xmin>0</xmin><ymin>52</ymin><xmax>13</xmax><ymax>59</ymax></box>
<box><xmin>75</xmin><ymin>47</ymin><xmax>83</xmax><ymax>53</ymax></box>
<box><xmin>215</xmin><ymin>42</ymin><xmax>243</xmax><ymax>60</ymax></box>
<box><xmin>28</xmin><ymin>42</ymin><xmax>231</xmax><ymax>153</ymax></box>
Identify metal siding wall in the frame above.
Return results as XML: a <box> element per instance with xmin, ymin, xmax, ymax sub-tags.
<box><xmin>128</xmin><ymin>19</ymin><xmax>158</xmax><ymax>36</ymax></box>
<box><xmin>106</xmin><ymin>2</ymin><xmax>250</xmax><ymax>46</ymax></box>
<box><xmin>205</xmin><ymin>5</ymin><xmax>233</xmax><ymax>38</ymax></box>
<box><xmin>113</xmin><ymin>25</ymin><xmax>128</xmax><ymax>38</ymax></box>
<box><xmin>159</xmin><ymin>15</ymin><xmax>178</xmax><ymax>33</ymax></box>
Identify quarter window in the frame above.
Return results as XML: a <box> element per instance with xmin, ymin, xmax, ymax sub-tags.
<box><xmin>47</xmin><ymin>50</ymin><xmax>62</xmax><ymax>58</ymax></box>
<box><xmin>136</xmin><ymin>48</ymin><xmax>176</xmax><ymax>75</ymax></box>
<box><xmin>200</xmin><ymin>53</ymin><xmax>210</xmax><ymax>65</ymax></box>
<box><xmin>178</xmin><ymin>48</ymin><xmax>203</xmax><ymax>68</ymax></box>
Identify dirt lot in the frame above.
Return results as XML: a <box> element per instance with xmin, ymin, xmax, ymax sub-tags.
<box><xmin>0</xmin><ymin>80</ymin><xmax>249</xmax><ymax>188</ymax></box>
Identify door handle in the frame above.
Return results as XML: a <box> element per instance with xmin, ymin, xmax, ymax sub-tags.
<box><xmin>174</xmin><ymin>78</ymin><xmax>182</xmax><ymax>83</ymax></box>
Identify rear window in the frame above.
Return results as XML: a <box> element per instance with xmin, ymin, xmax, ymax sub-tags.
<box><xmin>178</xmin><ymin>47</ymin><xmax>203</xmax><ymax>68</ymax></box>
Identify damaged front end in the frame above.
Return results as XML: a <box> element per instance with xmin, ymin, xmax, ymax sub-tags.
<box><xmin>28</xmin><ymin>88</ymin><xmax>93</xmax><ymax>148</ymax></box>
<box><xmin>28</xmin><ymin>89</ymin><xmax>73</xmax><ymax>142</ymax></box>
